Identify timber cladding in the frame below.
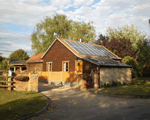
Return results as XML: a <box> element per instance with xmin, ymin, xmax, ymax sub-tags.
<box><xmin>27</xmin><ymin>62</ymin><xmax>43</xmax><ymax>73</ymax></box>
<box><xmin>82</xmin><ymin>59</ymin><xmax>98</xmax><ymax>73</ymax></box>
<box><xmin>43</xmin><ymin>40</ymin><xmax>76</xmax><ymax>71</ymax></box>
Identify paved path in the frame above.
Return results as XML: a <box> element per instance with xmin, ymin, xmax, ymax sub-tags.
<box><xmin>33</xmin><ymin>82</ymin><xmax>150</xmax><ymax>120</ymax></box>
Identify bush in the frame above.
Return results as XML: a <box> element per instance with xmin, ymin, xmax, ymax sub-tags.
<box><xmin>122</xmin><ymin>56</ymin><xmax>140</xmax><ymax>78</ymax></box>
<box><xmin>0</xmin><ymin>59</ymin><xmax>11</xmax><ymax>70</ymax></box>
<box><xmin>104</xmin><ymin>83</ymin><xmax>107</xmax><ymax>88</ymax></box>
<box><xmin>111</xmin><ymin>80</ymin><xmax>118</xmax><ymax>87</ymax></box>
<box><xmin>123</xmin><ymin>82</ymin><xmax>127</xmax><ymax>86</ymax></box>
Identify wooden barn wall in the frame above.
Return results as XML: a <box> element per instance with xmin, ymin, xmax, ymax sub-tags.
<box><xmin>43</xmin><ymin>40</ymin><xmax>76</xmax><ymax>71</ymax></box>
<box><xmin>27</xmin><ymin>62</ymin><xmax>43</xmax><ymax>73</ymax></box>
<box><xmin>82</xmin><ymin>60</ymin><xmax>98</xmax><ymax>74</ymax></box>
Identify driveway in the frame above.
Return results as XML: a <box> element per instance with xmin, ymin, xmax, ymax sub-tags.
<box><xmin>34</xmin><ymin>82</ymin><xmax>150</xmax><ymax>120</ymax></box>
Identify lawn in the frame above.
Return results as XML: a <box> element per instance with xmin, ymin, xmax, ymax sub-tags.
<box><xmin>88</xmin><ymin>77</ymin><xmax>150</xmax><ymax>98</ymax></box>
<box><xmin>0</xmin><ymin>88</ymin><xmax>47</xmax><ymax>120</ymax></box>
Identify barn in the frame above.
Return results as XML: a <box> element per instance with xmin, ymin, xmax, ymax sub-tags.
<box><xmin>26</xmin><ymin>37</ymin><xmax>132</xmax><ymax>87</ymax></box>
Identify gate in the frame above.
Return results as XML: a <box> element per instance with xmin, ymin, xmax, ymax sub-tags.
<box><xmin>0</xmin><ymin>70</ymin><xmax>14</xmax><ymax>91</ymax></box>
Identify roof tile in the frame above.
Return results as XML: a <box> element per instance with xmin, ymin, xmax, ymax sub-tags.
<box><xmin>26</xmin><ymin>53</ymin><xmax>44</xmax><ymax>63</ymax></box>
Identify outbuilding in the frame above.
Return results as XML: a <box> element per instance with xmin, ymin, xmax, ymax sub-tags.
<box><xmin>26</xmin><ymin>37</ymin><xmax>132</xmax><ymax>87</ymax></box>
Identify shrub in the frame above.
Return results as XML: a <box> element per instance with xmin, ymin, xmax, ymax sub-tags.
<box><xmin>104</xmin><ymin>83</ymin><xmax>107</xmax><ymax>88</ymax></box>
<box><xmin>118</xmin><ymin>81</ymin><xmax>122</xmax><ymax>86</ymax></box>
<box><xmin>122</xmin><ymin>56</ymin><xmax>140</xmax><ymax>78</ymax></box>
<box><xmin>111</xmin><ymin>80</ymin><xmax>118</xmax><ymax>87</ymax></box>
<box><xmin>123</xmin><ymin>82</ymin><xmax>127</xmax><ymax>86</ymax></box>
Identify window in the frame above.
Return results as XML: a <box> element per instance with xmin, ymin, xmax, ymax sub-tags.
<box><xmin>62</xmin><ymin>61</ymin><xmax>69</xmax><ymax>72</ymax></box>
<box><xmin>47</xmin><ymin>62</ymin><xmax>52</xmax><ymax>71</ymax></box>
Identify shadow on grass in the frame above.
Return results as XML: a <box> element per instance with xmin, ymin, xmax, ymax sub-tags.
<box><xmin>0</xmin><ymin>96</ymin><xmax>47</xmax><ymax>120</ymax></box>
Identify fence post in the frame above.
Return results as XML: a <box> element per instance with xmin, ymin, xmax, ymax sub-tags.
<box><xmin>8</xmin><ymin>70</ymin><xmax>12</xmax><ymax>91</ymax></box>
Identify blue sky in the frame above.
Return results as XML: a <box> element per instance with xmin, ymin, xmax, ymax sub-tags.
<box><xmin>0</xmin><ymin>0</ymin><xmax>150</xmax><ymax>58</ymax></box>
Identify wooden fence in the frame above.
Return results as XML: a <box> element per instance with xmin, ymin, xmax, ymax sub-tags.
<box><xmin>0</xmin><ymin>70</ymin><xmax>14</xmax><ymax>91</ymax></box>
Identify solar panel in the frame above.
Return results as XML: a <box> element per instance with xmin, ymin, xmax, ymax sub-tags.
<box><xmin>65</xmin><ymin>40</ymin><xmax>117</xmax><ymax>58</ymax></box>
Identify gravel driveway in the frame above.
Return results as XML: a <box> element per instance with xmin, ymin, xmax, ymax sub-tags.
<box><xmin>33</xmin><ymin>82</ymin><xmax>150</xmax><ymax>120</ymax></box>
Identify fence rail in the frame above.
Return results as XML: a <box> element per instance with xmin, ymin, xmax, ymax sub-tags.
<box><xmin>0</xmin><ymin>70</ymin><xmax>14</xmax><ymax>91</ymax></box>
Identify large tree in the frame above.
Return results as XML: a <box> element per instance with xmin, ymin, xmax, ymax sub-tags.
<box><xmin>9</xmin><ymin>49</ymin><xmax>29</xmax><ymax>60</ymax></box>
<box><xmin>31</xmin><ymin>13</ymin><xmax>96</xmax><ymax>53</ymax></box>
<box><xmin>97</xmin><ymin>34</ymin><xmax>136</xmax><ymax>58</ymax></box>
<box><xmin>106</xmin><ymin>24</ymin><xmax>146</xmax><ymax>51</ymax></box>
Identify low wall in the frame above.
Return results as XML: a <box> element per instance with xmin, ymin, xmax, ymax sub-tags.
<box><xmin>13</xmin><ymin>73</ymin><xmax>38</xmax><ymax>92</ymax></box>
<box><xmin>100</xmin><ymin>68</ymin><xmax>132</xmax><ymax>86</ymax></box>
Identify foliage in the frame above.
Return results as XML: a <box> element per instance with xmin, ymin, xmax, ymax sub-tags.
<box><xmin>122</xmin><ymin>56</ymin><xmax>141</xmax><ymax>78</ymax></box>
<box><xmin>0</xmin><ymin>53</ymin><xmax>4</xmax><ymax>62</ymax></box>
<box><xmin>0</xmin><ymin>59</ymin><xmax>10</xmax><ymax>70</ymax></box>
<box><xmin>111</xmin><ymin>80</ymin><xmax>118</xmax><ymax>87</ymax></box>
<box><xmin>9</xmin><ymin>49</ymin><xmax>29</xmax><ymax>60</ymax></box>
<box><xmin>97</xmin><ymin>35</ymin><xmax>136</xmax><ymax>58</ymax></box>
<box><xmin>31</xmin><ymin>13</ymin><xmax>96</xmax><ymax>53</ymax></box>
<box><xmin>106</xmin><ymin>24</ymin><xmax>146</xmax><ymax>51</ymax></box>
<box><xmin>136</xmin><ymin>40</ymin><xmax>150</xmax><ymax>67</ymax></box>
<box><xmin>97</xmin><ymin>34</ymin><xmax>109</xmax><ymax>46</ymax></box>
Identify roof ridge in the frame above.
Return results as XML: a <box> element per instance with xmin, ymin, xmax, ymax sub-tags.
<box><xmin>58</xmin><ymin>37</ymin><xmax>121</xmax><ymax>59</ymax></box>
<box><xmin>58</xmin><ymin>37</ymin><xmax>104</xmax><ymax>47</ymax></box>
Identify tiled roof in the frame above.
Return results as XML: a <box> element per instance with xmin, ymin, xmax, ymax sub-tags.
<box><xmin>26</xmin><ymin>53</ymin><xmax>44</xmax><ymax>63</ymax></box>
<box><xmin>83</xmin><ymin>57</ymin><xmax>132</xmax><ymax>68</ymax></box>
<box><xmin>9</xmin><ymin>60</ymin><xmax>26</xmax><ymax>65</ymax></box>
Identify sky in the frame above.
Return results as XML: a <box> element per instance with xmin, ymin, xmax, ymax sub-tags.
<box><xmin>0</xmin><ymin>0</ymin><xmax>150</xmax><ymax>58</ymax></box>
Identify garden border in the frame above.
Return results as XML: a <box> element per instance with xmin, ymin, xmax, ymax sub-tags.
<box><xmin>19</xmin><ymin>93</ymin><xmax>51</xmax><ymax>120</ymax></box>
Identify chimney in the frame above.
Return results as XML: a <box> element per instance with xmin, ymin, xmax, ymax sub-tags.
<box><xmin>80</xmin><ymin>38</ymin><xmax>82</xmax><ymax>42</ymax></box>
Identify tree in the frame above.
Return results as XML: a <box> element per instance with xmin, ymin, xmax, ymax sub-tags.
<box><xmin>9</xmin><ymin>49</ymin><xmax>29</xmax><ymax>60</ymax></box>
<box><xmin>122</xmin><ymin>56</ymin><xmax>140</xmax><ymax>78</ymax></box>
<box><xmin>0</xmin><ymin>59</ymin><xmax>10</xmax><ymax>70</ymax></box>
<box><xmin>106</xmin><ymin>24</ymin><xmax>146</xmax><ymax>51</ymax></box>
<box><xmin>97</xmin><ymin>35</ymin><xmax>136</xmax><ymax>58</ymax></box>
<box><xmin>31</xmin><ymin>13</ymin><xmax>96</xmax><ymax>53</ymax></box>
<box><xmin>97</xmin><ymin>34</ymin><xmax>109</xmax><ymax>46</ymax></box>
<box><xmin>0</xmin><ymin>53</ymin><xmax>4</xmax><ymax>62</ymax></box>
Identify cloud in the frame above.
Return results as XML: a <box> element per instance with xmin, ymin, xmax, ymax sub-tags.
<box><xmin>50</xmin><ymin>0</ymin><xmax>71</xmax><ymax>6</ymax></box>
<box><xmin>0</xmin><ymin>0</ymin><xmax>150</xmax><ymax>58</ymax></box>
<box><xmin>73</xmin><ymin>0</ymin><xmax>94</xmax><ymax>7</ymax></box>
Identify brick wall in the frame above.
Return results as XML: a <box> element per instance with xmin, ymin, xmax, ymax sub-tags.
<box><xmin>13</xmin><ymin>73</ymin><xmax>38</xmax><ymax>92</ymax></box>
<box><xmin>100</xmin><ymin>67</ymin><xmax>132</xmax><ymax>85</ymax></box>
<box><xmin>27</xmin><ymin>62</ymin><xmax>43</xmax><ymax>73</ymax></box>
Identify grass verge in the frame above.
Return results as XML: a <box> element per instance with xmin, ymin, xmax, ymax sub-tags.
<box><xmin>87</xmin><ymin>77</ymin><xmax>150</xmax><ymax>98</ymax></box>
<box><xmin>0</xmin><ymin>88</ymin><xmax>47</xmax><ymax>120</ymax></box>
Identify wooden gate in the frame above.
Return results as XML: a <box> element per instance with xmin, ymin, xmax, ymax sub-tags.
<box><xmin>0</xmin><ymin>70</ymin><xmax>14</xmax><ymax>91</ymax></box>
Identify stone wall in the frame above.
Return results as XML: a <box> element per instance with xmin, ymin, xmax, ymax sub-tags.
<box><xmin>13</xmin><ymin>73</ymin><xmax>38</xmax><ymax>92</ymax></box>
<box><xmin>100</xmin><ymin>68</ymin><xmax>131</xmax><ymax>86</ymax></box>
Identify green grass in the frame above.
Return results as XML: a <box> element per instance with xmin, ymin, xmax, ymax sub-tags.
<box><xmin>88</xmin><ymin>77</ymin><xmax>150</xmax><ymax>98</ymax></box>
<box><xmin>0</xmin><ymin>89</ymin><xmax>47</xmax><ymax>120</ymax></box>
